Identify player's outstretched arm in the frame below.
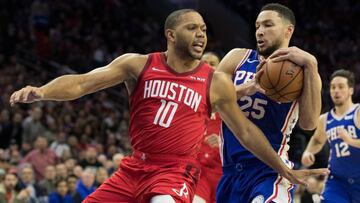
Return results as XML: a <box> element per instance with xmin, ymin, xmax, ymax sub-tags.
<box><xmin>9</xmin><ymin>54</ymin><xmax>147</xmax><ymax>105</ymax></box>
<box><xmin>270</xmin><ymin>46</ymin><xmax>322</xmax><ymax>130</ymax></box>
<box><xmin>211</xmin><ymin>72</ymin><xmax>329</xmax><ymax>185</ymax></box>
<box><xmin>217</xmin><ymin>48</ymin><xmax>265</xmax><ymax>99</ymax></box>
<box><xmin>301</xmin><ymin>115</ymin><xmax>327</xmax><ymax>167</ymax></box>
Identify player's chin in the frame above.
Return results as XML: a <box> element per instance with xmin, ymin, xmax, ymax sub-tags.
<box><xmin>191</xmin><ymin>51</ymin><xmax>203</xmax><ymax>60</ymax></box>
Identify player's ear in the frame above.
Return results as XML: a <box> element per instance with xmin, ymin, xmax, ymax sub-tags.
<box><xmin>165</xmin><ymin>29</ymin><xmax>175</xmax><ymax>42</ymax></box>
<box><xmin>285</xmin><ymin>24</ymin><xmax>294</xmax><ymax>38</ymax></box>
<box><xmin>349</xmin><ymin>87</ymin><xmax>354</xmax><ymax>96</ymax></box>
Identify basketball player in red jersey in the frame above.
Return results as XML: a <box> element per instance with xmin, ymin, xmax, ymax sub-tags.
<box><xmin>193</xmin><ymin>52</ymin><xmax>222</xmax><ymax>203</ymax></box>
<box><xmin>10</xmin><ymin>9</ymin><xmax>328</xmax><ymax>203</ymax></box>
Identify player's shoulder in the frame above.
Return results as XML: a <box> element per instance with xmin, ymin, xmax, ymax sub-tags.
<box><xmin>218</xmin><ymin>48</ymin><xmax>252</xmax><ymax>74</ymax></box>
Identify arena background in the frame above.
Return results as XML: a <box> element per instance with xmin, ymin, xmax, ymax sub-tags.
<box><xmin>0</xmin><ymin>0</ymin><xmax>359</xmax><ymax>202</ymax></box>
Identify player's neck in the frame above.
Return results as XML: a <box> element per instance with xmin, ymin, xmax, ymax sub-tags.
<box><xmin>165</xmin><ymin>50</ymin><xmax>200</xmax><ymax>73</ymax></box>
<box><xmin>334</xmin><ymin>100</ymin><xmax>354</xmax><ymax>116</ymax></box>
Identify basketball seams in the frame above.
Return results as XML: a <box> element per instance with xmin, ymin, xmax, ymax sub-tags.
<box><xmin>275</xmin><ymin>60</ymin><xmax>285</xmax><ymax>87</ymax></box>
<box><xmin>274</xmin><ymin>65</ymin><xmax>303</xmax><ymax>96</ymax></box>
<box><xmin>265</xmin><ymin>62</ymin><xmax>276</xmax><ymax>90</ymax></box>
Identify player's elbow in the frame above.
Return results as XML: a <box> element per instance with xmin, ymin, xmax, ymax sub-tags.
<box><xmin>298</xmin><ymin>119</ymin><xmax>317</xmax><ymax>131</ymax></box>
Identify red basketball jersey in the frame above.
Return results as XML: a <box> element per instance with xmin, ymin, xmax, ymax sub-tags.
<box><xmin>198</xmin><ymin>112</ymin><xmax>222</xmax><ymax>169</ymax></box>
<box><xmin>129</xmin><ymin>52</ymin><xmax>214</xmax><ymax>157</ymax></box>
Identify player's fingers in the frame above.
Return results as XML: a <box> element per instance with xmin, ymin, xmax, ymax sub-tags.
<box><xmin>306</xmin><ymin>168</ymin><xmax>330</xmax><ymax>177</ymax></box>
<box><xmin>256</xmin><ymin>60</ymin><xmax>267</xmax><ymax>72</ymax></box>
<box><xmin>269</xmin><ymin>49</ymin><xmax>289</xmax><ymax>59</ymax></box>
<box><xmin>309</xmin><ymin>154</ymin><xmax>315</xmax><ymax>163</ymax></box>
<box><xmin>23</xmin><ymin>88</ymin><xmax>32</xmax><ymax>102</ymax></box>
<box><xmin>270</xmin><ymin>53</ymin><xmax>291</xmax><ymax>62</ymax></box>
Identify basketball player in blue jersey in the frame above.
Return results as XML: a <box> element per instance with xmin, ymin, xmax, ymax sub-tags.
<box><xmin>302</xmin><ymin>69</ymin><xmax>360</xmax><ymax>203</ymax></box>
<box><xmin>216</xmin><ymin>3</ymin><xmax>322</xmax><ymax>202</ymax></box>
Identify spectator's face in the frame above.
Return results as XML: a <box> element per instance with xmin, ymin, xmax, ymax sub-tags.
<box><xmin>67</xmin><ymin>177</ymin><xmax>78</xmax><ymax>192</ymax></box>
<box><xmin>36</xmin><ymin>137</ymin><xmax>48</xmax><ymax>150</ymax></box>
<box><xmin>32</xmin><ymin>107</ymin><xmax>42</xmax><ymax>120</ymax></box>
<box><xmin>0</xmin><ymin>110</ymin><xmax>10</xmax><ymax>122</ymax></box>
<box><xmin>57</xmin><ymin>180</ymin><xmax>68</xmax><ymax>197</ymax></box>
<box><xmin>67</xmin><ymin>136</ymin><xmax>78</xmax><ymax>146</ymax></box>
<box><xmin>4</xmin><ymin>174</ymin><xmax>18</xmax><ymax>190</ymax></box>
<box><xmin>330</xmin><ymin>76</ymin><xmax>353</xmax><ymax>106</ymax></box>
<box><xmin>201</xmin><ymin>53</ymin><xmax>220</xmax><ymax>69</ymax></box>
<box><xmin>96</xmin><ymin>168</ymin><xmax>109</xmax><ymax>184</ymax></box>
<box><xmin>13</xmin><ymin>113</ymin><xmax>22</xmax><ymax>123</ymax></box>
<box><xmin>65</xmin><ymin>159</ymin><xmax>76</xmax><ymax>172</ymax></box>
<box><xmin>73</xmin><ymin>165</ymin><xmax>83</xmax><ymax>178</ymax></box>
<box><xmin>81</xmin><ymin>171</ymin><xmax>95</xmax><ymax>188</ymax></box>
<box><xmin>86</xmin><ymin>148</ymin><xmax>98</xmax><ymax>161</ymax></box>
<box><xmin>21</xmin><ymin>167</ymin><xmax>33</xmax><ymax>183</ymax></box>
<box><xmin>57</xmin><ymin>132</ymin><xmax>66</xmax><ymax>143</ymax></box>
<box><xmin>170</xmin><ymin>12</ymin><xmax>207</xmax><ymax>60</ymax></box>
<box><xmin>45</xmin><ymin>166</ymin><xmax>56</xmax><ymax>180</ymax></box>
<box><xmin>56</xmin><ymin>164</ymin><xmax>67</xmax><ymax>178</ymax></box>
<box><xmin>112</xmin><ymin>154</ymin><xmax>124</xmax><ymax>169</ymax></box>
<box><xmin>255</xmin><ymin>10</ymin><xmax>290</xmax><ymax>57</ymax></box>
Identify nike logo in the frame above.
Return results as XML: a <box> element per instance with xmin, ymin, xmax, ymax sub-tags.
<box><xmin>246</xmin><ymin>59</ymin><xmax>259</xmax><ymax>63</ymax></box>
<box><xmin>172</xmin><ymin>183</ymin><xmax>189</xmax><ymax>198</ymax></box>
<box><xmin>327</xmin><ymin>119</ymin><xmax>334</xmax><ymax>124</ymax></box>
<box><xmin>152</xmin><ymin>67</ymin><xmax>166</xmax><ymax>72</ymax></box>
<box><xmin>345</xmin><ymin>115</ymin><xmax>354</xmax><ymax>120</ymax></box>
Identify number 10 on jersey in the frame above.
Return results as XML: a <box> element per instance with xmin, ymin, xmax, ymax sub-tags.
<box><xmin>153</xmin><ymin>99</ymin><xmax>178</xmax><ymax>128</ymax></box>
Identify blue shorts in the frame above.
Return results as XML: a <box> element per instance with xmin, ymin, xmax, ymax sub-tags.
<box><xmin>217</xmin><ymin>161</ymin><xmax>295</xmax><ymax>203</ymax></box>
<box><xmin>321</xmin><ymin>174</ymin><xmax>360</xmax><ymax>203</ymax></box>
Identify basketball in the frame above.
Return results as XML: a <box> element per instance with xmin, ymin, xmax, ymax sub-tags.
<box><xmin>259</xmin><ymin>60</ymin><xmax>303</xmax><ymax>103</ymax></box>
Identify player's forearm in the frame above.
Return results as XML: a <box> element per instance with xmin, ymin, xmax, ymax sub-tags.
<box><xmin>305</xmin><ymin>137</ymin><xmax>325</xmax><ymax>154</ymax></box>
<box><xmin>298</xmin><ymin>60</ymin><xmax>322</xmax><ymax>130</ymax></box>
<box><xmin>236</xmin><ymin>122</ymin><xmax>291</xmax><ymax>177</ymax></box>
<box><xmin>235</xmin><ymin>83</ymin><xmax>250</xmax><ymax>99</ymax></box>
<box><xmin>345</xmin><ymin>139</ymin><xmax>360</xmax><ymax>148</ymax></box>
<box><xmin>40</xmin><ymin>75</ymin><xmax>86</xmax><ymax>101</ymax></box>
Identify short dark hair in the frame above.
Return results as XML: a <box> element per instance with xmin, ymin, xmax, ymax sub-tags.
<box><xmin>330</xmin><ymin>69</ymin><xmax>355</xmax><ymax>88</ymax></box>
<box><xmin>164</xmin><ymin>9</ymin><xmax>197</xmax><ymax>31</ymax></box>
<box><xmin>261</xmin><ymin>3</ymin><xmax>296</xmax><ymax>27</ymax></box>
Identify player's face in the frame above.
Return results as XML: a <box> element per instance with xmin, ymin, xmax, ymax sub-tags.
<box><xmin>201</xmin><ymin>53</ymin><xmax>220</xmax><ymax>69</ymax></box>
<box><xmin>173</xmin><ymin>12</ymin><xmax>207</xmax><ymax>59</ymax></box>
<box><xmin>330</xmin><ymin>76</ymin><xmax>353</xmax><ymax>106</ymax></box>
<box><xmin>255</xmin><ymin>11</ymin><xmax>287</xmax><ymax>57</ymax></box>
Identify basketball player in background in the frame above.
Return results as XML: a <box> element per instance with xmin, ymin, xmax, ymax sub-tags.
<box><xmin>193</xmin><ymin>52</ymin><xmax>222</xmax><ymax>203</ymax></box>
<box><xmin>302</xmin><ymin>69</ymin><xmax>360</xmax><ymax>203</ymax></box>
<box><xmin>216</xmin><ymin>3</ymin><xmax>322</xmax><ymax>202</ymax></box>
<box><xmin>10</xmin><ymin>9</ymin><xmax>327</xmax><ymax>203</ymax></box>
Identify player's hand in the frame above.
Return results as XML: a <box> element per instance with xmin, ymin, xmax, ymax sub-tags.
<box><xmin>301</xmin><ymin>151</ymin><xmax>316</xmax><ymax>167</ymax></box>
<box><xmin>337</xmin><ymin>128</ymin><xmax>351</xmax><ymax>143</ymax></box>
<box><xmin>235</xmin><ymin>60</ymin><xmax>266</xmax><ymax>96</ymax></box>
<box><xmin>205</xmin><ymin>134</ymin><xmax>220</xmax><ymax>148</ymax></box>
<box><xmin>9</xmin><ymin>86</ymin><xmax>43</xmax><ymax>106</ymax></box>
<box><xmin>269</xmin><ymin>46</ymin><xmax>317</xmax><ymax>69</ymax></box>
<box><xmin>283</xmin><ymin>168</ymin><xmax>329</xmax><ymax>186</ymax></box>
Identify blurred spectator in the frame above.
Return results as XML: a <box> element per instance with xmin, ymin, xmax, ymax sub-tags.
<box><xmin>18</xmin><ymin>164</ymin><xmax>45</xmax><ymax>200</ymax></box>
<box><xmin>55</xmin><ymin>164</ymin><xmax>68</xmax><ymax>180</ymax></box>
<box><xmin>79</xmin><ymin>147</ymin><xmax>101</xmax><ymax>171</ymax></box>
<box><xmin>39</xmin><ymin>165</ymin><xmax>56</xmax><ymax>196</ymax></box>
<box><xmin>21</xmin><ymin>136</ymin><xmax>58</xmax><ymax>180</ymax></box>
<box><xmin>108</xmin><ymin>153</ymin><xmax>124</xmax><ymax>175</ymax></box>
<box><xmin>0</xmin><ymin>172</ymin><xmax>32</xmax><ymax>203</ymax></box>
<box><xmin>76</xmin><ymin>169</ymin><xmax>95</xmax><ymax>201</ymax></box>
<box><xmin>72</xmin><ymin>166</ymin><xmax>83</xmax><ymax>179</ymax></box>
<box><xmin>48</xmin><ymin>179</ymin><xmax>73</xmax><ymax>203</ymax></box>
<box><xmin>66</xmin><ymin>175</ymin><xmax>81</xmax><ymax>203</ymax></box>
<box><xmin>50</xmin><ymin>132</ymin><xmax>70</xmax><ymax>158</ymax></box>
<box><xmin>94</xmin><ymin>167</ymin><xmax>108</xmax><ymax>187</ymax></box>
<box><xmin>22</xmin><ymin>106</ymin><xmax>47</xmax><ymax>143</ymax></box>
<box><xmin>0</xmin><ymin>110</ymin><xmax>12</xmax><ymax>149</ymax></box>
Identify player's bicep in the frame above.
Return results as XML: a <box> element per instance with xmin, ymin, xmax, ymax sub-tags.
<box><xmin>217</xmin><ymin>48</ymin><xmax>248</xmax><ymax>77</ymax></box>
<box><xmin>212</xmin><ymin>73</ymin><xmax>249</xmax><ymax>135</ymax></box>
<box><xmin>80</xmin><ymin>54</ymin><xmax>145</xmax><ymax>94</ymax></box>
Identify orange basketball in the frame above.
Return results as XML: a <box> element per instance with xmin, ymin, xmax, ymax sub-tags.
<box><xmin>259</xmin><ymin>60</ymin><xmax>303</xmax><ymax>103</ymax></box>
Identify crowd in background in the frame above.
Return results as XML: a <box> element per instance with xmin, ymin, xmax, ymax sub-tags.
<box><xmin>0</xmin><ymin>0</ymin><xmax>359</xmax><ymax>202</ymax></box>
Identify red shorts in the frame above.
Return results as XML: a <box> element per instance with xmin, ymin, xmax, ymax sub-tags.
<box><xmin>195</xmin><ymin>166</ymin><xmax>222</xmax><ymax>203</ymax></box>
<box><xmin>83</xmin><ymin>151</ymin><xmax>200</xmax><ymax>203</ymax></box>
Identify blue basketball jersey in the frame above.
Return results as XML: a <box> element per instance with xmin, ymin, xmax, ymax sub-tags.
<box><xmin>325</xmin><ymin>104</ymin><xmax>360</xmax><ymax>178</ymax></box>
<box><xmin>220</xmin><ymin>49</ymin><xmax>299</xmax><ymax>166</ymax></box>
